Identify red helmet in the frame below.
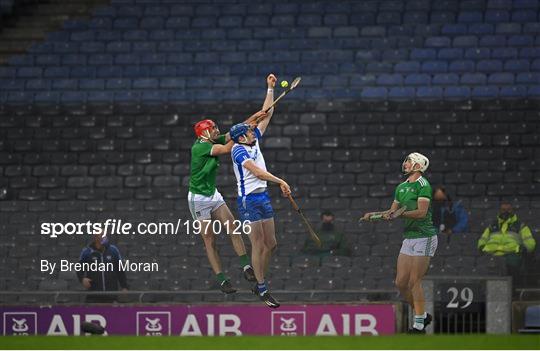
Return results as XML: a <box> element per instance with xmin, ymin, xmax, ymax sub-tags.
<box><xmin>194</xmin><ymin>119</ymin><xmax>216</xmax><ymax>139</ymax></box>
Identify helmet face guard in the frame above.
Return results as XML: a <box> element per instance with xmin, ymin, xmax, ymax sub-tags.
<box><xmin>402</xmin><ymin>156</ymin><xmax>412</xmax><ymax>174</ymax></box>
<box><xmin>194</xmin><ymin>119</ymin><xmax>217</xmax><ymax>141</ymax></box>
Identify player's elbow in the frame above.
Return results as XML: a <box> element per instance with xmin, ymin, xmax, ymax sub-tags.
<box><xmin>210</xmin><ymin>148</ymin><xmax>223</xmax><ymax>156</ymax></box>
<box><xmin>252</xmin><ymin>169</ymin><xmax>265</xmax><ymax>179</ymax></box>
<box><xmin>415</xmin><ymin>211</ymin><xmax>428</xmax><ymax>219</ymax></box>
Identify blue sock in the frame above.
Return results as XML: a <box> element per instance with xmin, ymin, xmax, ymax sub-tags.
<box><xmin>257</xmin><ymin>281</ymin><xmax>268</xmax><ymax>295</ymax></box>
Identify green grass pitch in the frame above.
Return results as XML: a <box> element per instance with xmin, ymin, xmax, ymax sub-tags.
<box><xmin>0</xmin><ymin>335</ymin><xmax>539</xmax><ymax>350</ymax></box>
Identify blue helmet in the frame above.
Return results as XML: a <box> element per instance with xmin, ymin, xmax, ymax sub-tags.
<box><xmin>229</xmin><ymin>123</ymin><xmax>250</xmax><ymax>143</ymax></box>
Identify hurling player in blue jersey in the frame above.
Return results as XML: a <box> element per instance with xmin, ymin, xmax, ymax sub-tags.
<box><xmin>229</xmin><ymin>74</ymin><xmax>291</xmax><ymax>308</ymax></box>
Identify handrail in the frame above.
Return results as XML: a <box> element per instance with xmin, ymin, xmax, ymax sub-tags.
<box><xmin>0</xmin><ymin>289</ymin><xmax>397</xmax><ymax>295</ymax></box>
<box><xmin>0</xmin><ymin>289</ymin><xmax>399</xmax><ymax>304</ymax></box>
<box><xmin>515</xmin><ymin>288</ymin><xmax>540</xmax><ymax>301</ymax></box>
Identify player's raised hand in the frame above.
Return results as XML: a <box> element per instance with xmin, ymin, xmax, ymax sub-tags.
<box><xmin>267</xmin><ymin>74</ymin><xmax>277</xmax><ymax>88</ymax></box>
<box><xmin>245</xmin><ymin>110</ymin><xmax>268</xmax><ymax>126</ymax></box>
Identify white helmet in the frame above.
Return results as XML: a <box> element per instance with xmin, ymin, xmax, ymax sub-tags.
<box><xmin>402</xmin><ymin>152</ymin><xmax>429</xmax><ymax>174</ymax></box>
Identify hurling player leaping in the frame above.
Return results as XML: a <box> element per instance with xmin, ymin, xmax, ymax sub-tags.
<box><xmin>228</xmin><ymin>74</ymin><xmax>291</xmax><ymax>308</ymax></box>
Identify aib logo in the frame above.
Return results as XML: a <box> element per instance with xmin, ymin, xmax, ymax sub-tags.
<box><xmin>271</xmin><ymin>312</ymin><xmax>306</xmax><ymax>336</ymax></box>
<box><xmin>136</xmin><ymin>312</ymin><xmax>170</xmax><ymax>336</ymax></box>
<box><xmin>145</xmin><ymin>318</ymin><xmax>162</xmax><ymax>333</ymax></box>
<box><xmin>280</xmin><ymin>317</ymin><xmax>297</xmax><ymax>332</ymax></box>
<box><xmin>3</xmin><ymin>313</ymin><xmax>37</xmax><ymax>335</ymax></box>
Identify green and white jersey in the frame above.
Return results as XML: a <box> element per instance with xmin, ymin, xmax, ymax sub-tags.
<box><xmin>188</xmin><ymin>135</ymin><xmax>226</xmax><ymax>196</ymax></box>
<box><xmin>394</xmin><ymin>176</ymin><xmax>437</xmax><ymax>239</ymax></box>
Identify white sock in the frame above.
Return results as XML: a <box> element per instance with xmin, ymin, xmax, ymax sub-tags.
<box><xmin>413</xmin><ymin>313</ymin><xmax>427</xmax><ymax>330</ymax></box>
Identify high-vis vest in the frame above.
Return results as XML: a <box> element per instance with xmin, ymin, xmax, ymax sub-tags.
<box><xmin>478</xmin><ymin>215</ymin><xmax>536</xmax><ymax>256</ymax></box>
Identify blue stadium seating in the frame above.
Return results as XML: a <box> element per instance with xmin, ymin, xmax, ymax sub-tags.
<box><xmin>0</xmin><ymin>0</ymin><xmax>538</xmax><ymax>102</ymax></box>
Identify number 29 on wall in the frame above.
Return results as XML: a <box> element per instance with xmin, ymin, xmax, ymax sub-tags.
<box><xmin>446</xmin><ymin>286</ymin><xmax>474</xmax><ymax>309</ymax></box>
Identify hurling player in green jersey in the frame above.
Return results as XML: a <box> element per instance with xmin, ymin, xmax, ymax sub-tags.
<box><xmin>188</xmin><ymin>75</ymin><xmax>275</xmax><ymax>294</ymax></box>
<box><xmin>361</xmin><ymin>152</ymin><xmax>437</xmax><ymax>334</ymax></box>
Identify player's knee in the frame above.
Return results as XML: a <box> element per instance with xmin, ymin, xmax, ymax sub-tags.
<box><xmin>254</xmin><ymin>244</ymin><xmax>265</xmax><ymax>256</ymax></box>
<box><xmin>395</xmin><ymin>277</ymin><xmax>408</xmax><ymax>291</ymax></box>
<box><xmin>251</xmin><ymin>234</ymin><xmax>264</xmax><ymax>247</ymax></box>
<box><xmin>251</xmin><ymin>236</ymin><xmax>265</xmax><ymax>249</ymax></box>
<box><xmin>266</xmin><ymin>238</ymin><xmax>277</xmax><ymax>252</ymax></box>
<box><xmin>407</xmin><ymin>277</ymin><xmax>421</xmax><ymax>290</ymax></box>
<box><xmin>201</xmin><ymin>232</ymin><xmax>215</xmax><ymax>245</ymax></box>
<box><xmin>261</xmin><ymin>243</ymin><xmax>273</xmax><ymax>256</ymax></box>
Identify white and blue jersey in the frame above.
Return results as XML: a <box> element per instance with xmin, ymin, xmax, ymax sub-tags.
<box><xmin>231</xmin><ymin>127</ymin><xmax>274</xmax><ymax>222</ymax></box>
<box><xmin>231</xmin><ymin>127</ymin><xmax>267</xmax><ymax>197</ymax></box>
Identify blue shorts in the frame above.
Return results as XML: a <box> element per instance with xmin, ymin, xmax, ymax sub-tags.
<box><xmin>237</xmin><ymin>191</ymin><xmax>274</xmax><ymax>223</ymax></box>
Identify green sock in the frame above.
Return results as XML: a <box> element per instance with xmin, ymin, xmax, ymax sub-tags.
<box><xmin>216</xmin><ymin>272</ymin><xmax>227</xmax><ymax>284</ymax></box>
<box><xmin>239</xmin><ymin>254</ymin><xmax>250</xmax><ymax>268</ymax></box>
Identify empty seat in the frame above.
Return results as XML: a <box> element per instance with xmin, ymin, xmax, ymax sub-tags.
<box><xmin>458</xmin><ymin>11</ymin><xmax>483</xmax><ymax>23</ymax></box>
<box><xmin>444</xmin><ymin>86</ymin><xmax>471</xmax><ymax>99</ymax></box>
<box><xmin>404</xmin><ymin>74</ymin><xmax>431</xmax><ymax>85</ymax></box>
<box><xmin>518</xmin><ymin>305</ymin><xmax>540</xmax><ymax>333</ymax></box>
<box><xmin>453</xmin><ymin>35</ymin><xmax>478</xmax><ymax>47</ymax></box>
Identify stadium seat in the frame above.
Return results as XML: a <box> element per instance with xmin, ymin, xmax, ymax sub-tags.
<box><xmin>394</xmin><ymin>61</ymin><xmax>421</xmax><ymax>73</ymax></box>
<box><xmin>448</xmin><ymin>60</ymin><xmax>475</xmax><ymax>73</ymax></box>
<box><xmin>438</xmin><ymin>48</ymin><xmax>463</xmax><ymax>60</ymax></box>
<box><xmin>410</xmin><ymin>48</ymin><xmax>437</xmax><ymax>60</ymax></box>
<box><xmin>453</xmin><ymin>35</ymin><xmax>479</xmax><ymax>47</ymax></box>
<box><xmin>433</xmin><ymin>73</ymin><xmax>459</xmax><ymax>85</ymax></box>
<box><xmin>469</xmin><ymin>23</ymin><xmax>495</xmax><ymax>34</ymax></box>
<box><xmin>518</xmin><ymin>305</ymin><xmax>540</xmax><ymax>333</ymax></box>
<box><xmin>404</xmin><ymin>73</ymin><xmax>431</xmax><ymax>85</ymax></box>
<box><xmin>458</xmin><ymin>11</ymin><xmax>483</xmax><ymax>23</ymax></box>
<box><xmin>416</xmin><ymin>86</ymin><xmax>443</xmax><ymax>99</ymax></box>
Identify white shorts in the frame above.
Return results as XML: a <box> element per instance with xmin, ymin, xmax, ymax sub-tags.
<box><xmin>187</xmin><ymin>190</ymin><xmax>226</xmax><ymax>220</ymax></box>
<box><xmin>400</xmin><ymin>236</ymin><xmax>438</xmax><ymax>257</ymax></box>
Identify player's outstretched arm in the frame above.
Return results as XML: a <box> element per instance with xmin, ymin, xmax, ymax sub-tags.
<box><xmin>361</xmin><ymin>201</ymin><xmax>400</xmax><ymax>221</ymax></box>
<box><xmin>210</xmin><ymin>140</ymin><xmax>234</xmax><ymax>156</ymax></box>
<box><xmin>243</xmin><ymin>160</ymin><xmax>291</xmax><ymax>195</ymax></box>
<box><xmin>401</xmin><ymin>198</ymin><xmax>430</xmax><ymax>219</ymax></box>
<box><xmin>257</xmin><ymin>74</ymin><xmax>277</xmax><ymax>135</ymax></box>
<box><xmin>243</xmin><ymin>110</ymin><xmax>268</xmax><ymax>127</ymax></box>
<box><xmin>242</xmin><ymin>74</ymin><xmax>276</xmax><ymax>132</ymax></box>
